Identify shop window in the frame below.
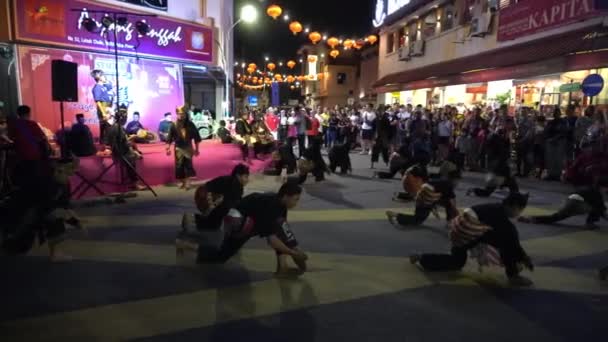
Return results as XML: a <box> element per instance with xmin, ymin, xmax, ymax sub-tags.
<box><xmin>422</xmin><ymin>13</ymin><xmax>437</xmax><ymax>39</ymax></box>
<box><xmin>409</xmin><ymin>22</ymin><xmax>418</xmax><ymax>42</ymax></box>
<box><xmin>441</xmin><ymin>4</ymin><xmax>455</xmax><ymax>31</ymax></box>
<box><xmin>386</xmin><ymin>31</ymin><xmax>395</xmax><ymax>54</ymax></box>
<box><xmin>399</xmin><ymin>26</ymin><xmax>407</xmax><ymax>47</ymax></box>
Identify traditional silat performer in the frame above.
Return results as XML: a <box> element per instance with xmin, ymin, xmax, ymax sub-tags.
<box><xmin>234</xmin><ymin>111</ymin><xmax>255</xmax><ymax>162</ymax></box>
<box><xmin>187</xmin><ymin>182</ymin><xmax>309</xmax><ymax>276</ymax></box>
<box><xmin>297</xmin><ymin>138</ymin><xmax>330</xmax><ymax>184</ymax></box>
<box><xmin>386</xmin><ymin>168</ymin><xmax>460</xmax><ymax>227</ymax></box>
<box><xmin>91</xmin><ymin>69</ymin><xmax>114</xmax><ymax>140</ymax></box>
<box><xmin>467</xmin><ymin>127</ymin><xmax>519</xmax><ymax>197</ymax></box>
<box><xmin>166</xmin><ymin>106</ymin><xmax>202</xmax><ymax>190</ymax></box>
<box><xmin>252</xmin><ymin>115</ymin><xmax>275</xmax><ymax>158</ymax></box>
<box><xmin>409</xmin><ymin>192</ymin><xmax>535</xmax><ymax>287</ymax></box>
<box><xmin>264</xmin><ymin>141</ymin><xmax>297</xmax><ymax>177</ymax></box>
<box><xmin>328</xmin><ymin>143</ymin><xmax>352</xmax><ymax>175</ymax></box>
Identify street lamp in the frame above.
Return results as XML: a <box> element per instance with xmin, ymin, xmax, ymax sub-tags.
<box><xmin>223</xmin><ymin>4</ymin><xmax>258</xmax><ymax>117</ymax></box>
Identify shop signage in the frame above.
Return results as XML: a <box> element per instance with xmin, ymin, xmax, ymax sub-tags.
<box><xmin>13</xmin><ymin>0</ymin><xmax>213</xmax><ymax>64</ymax></box>
<box><xmin>373</xmin><ymin>0</ymin><xmax>412</xmax><ymax>27</ymax></box>
<box><xmin>559</xmin><ymin>82</ymin><xmax>581</xmax><ymax>93</ymax></box>
<box><xmin>581</xmin><ymin>74</ymin><xmax>604</xmax><ymax>96</ymax></box>
<box><xmin>497</xmin><ymin>0</ymin><xmax>601</xmax><ymax>42</ymax></box>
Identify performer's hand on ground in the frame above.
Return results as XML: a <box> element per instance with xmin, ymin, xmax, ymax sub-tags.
<box><xmin>292</xmin><ymin>250</ymin><xmax>308</xmax><ymax>261</ymax></box>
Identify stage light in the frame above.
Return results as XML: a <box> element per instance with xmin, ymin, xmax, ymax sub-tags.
<box><xmin>101</xmin><ymin>15</ymin><xmax>114</xmax><ymax>28</ymax></box>
<box><xmin>82</xmin><ymin>17</ymin><xmax>98</xmax><ymax>33</ymax></box>
<box><xmin>299</xmin><ymin>59</ymin><xmax>303</xmax><ymax>63</ymax></box>
<box><xmin>265</xmin><ymin>56</ymin><xmax>269</xmax><ymax>61</ymax></box>
<box><xmin>304</xmin><ymin>27</ymin><xmax>310</xmax><ymax>33</ymax></box>
<box><xmin>135</xmin><ymin>20</ymin><xmax>151</xmax><ymax>37</ymax></box>
<box><xmin>116</xmin><ymin>17</ymin><xmax>129</xmax><ymax>27</ymax></box>
<box><xmin>283</xmin><ymin>14</ymin><xmax>289</xmax><ymax>21</ymax></box>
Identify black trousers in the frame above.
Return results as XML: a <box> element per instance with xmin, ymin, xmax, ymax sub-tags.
<box><xmin>377</xmin><ymin>156</ymin><xmax>409</xmax><ymax>179</ymax></box>
<box><xmin>297</xmin><ymin>135</ymin><xmax>306</xmax><ymax>157</ymax></box>
<box><xmin>530</xmin><ymin>197</ymin><xmax>603</xmax><ymax>224</ymax></box>
<box><xmin>196</xmin><ymin>234</ymin><xmax>250</xmax><ymax>264</ymax></box>
<box><xmin>515</xmin><ymin>143</ymin><xmax>533</xmax><ymax>176</ymax></box>
<box><xmin>372</xmin><ymin>141</ymin><xmax>390</xmax><ymax>164</ymax></box>
<box><xmin>396</xmin><ymin>202</ymin><xmax>458</xmax><ymax>226</ymax></box>
<box><xmin>471</xmin><ymin>174</ymin><xmax>519</xmax><ymax>197</ymax></box>
<box><xmin>419</xmin><ymin>220</ymin><xmax>527</xmax><ymax>278</ymax></box>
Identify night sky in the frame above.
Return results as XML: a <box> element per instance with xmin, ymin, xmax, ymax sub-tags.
<box><xmin>234</xmin><ymin>0</ymin><xmax>376</xmax><ymax>65</ymax></box>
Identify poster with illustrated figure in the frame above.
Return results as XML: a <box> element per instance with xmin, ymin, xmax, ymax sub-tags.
<box><xmin>18</xmin><ymin>45</ymin><xmax>184</xmax><ymax>139</ymax></box>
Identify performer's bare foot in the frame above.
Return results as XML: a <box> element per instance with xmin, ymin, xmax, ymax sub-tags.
<box><xmin>386</xmin><ymin>211</ymin><xmax>398</xmax><ymax>226</ymax></box>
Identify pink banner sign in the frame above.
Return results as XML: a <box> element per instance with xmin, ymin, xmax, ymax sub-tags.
<box><xmin>497</xmin><ymin>0</ymin><xmax>601</xmax><ymax>42</ymax></box>
<box><xmin>13</xmin><ymin>0</ymin><xmax>213</xmax><ymax>64</ymax></box>
<box><xmin>18</xmin><ymin>45</ymin><xmax>185</xmax><ymax>138</ymax></box>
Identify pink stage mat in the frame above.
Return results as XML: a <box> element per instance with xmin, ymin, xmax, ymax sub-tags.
<box><xmin>69</xmin><ymin>141</ymin><xmax>270</xmax><ymax>198</ymax></box>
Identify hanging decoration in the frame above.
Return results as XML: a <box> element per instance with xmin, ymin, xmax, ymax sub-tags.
<box><xmin>274</xmin><ymin>74</ymin><xmax>283</xmax><ymax>81</ymax></box>
<box><xmin>286</xmin><ymin>75</ymin><xmax>295</xmax><ymax>83</ymax></box>
<box><xmin>327</xmin><ymin>37</ymin><xmax>340</xmax><ymax>49</ymax></box>
<box><xmin>297</xmin><ymin>75</ymin><xmax>305</xmax><ymax>82</ymax></box>
<box><xmin>329</xmin><ymin>49</ymin><xmax>340</xmax><ymax>58</ymax></box>
<box><xmin>290</xmin><ymin>85</ymin><xmax>295</xmax><ymax>90</ymax></box>
<box><xmin>307</xmin><ymin>55</ymin><xmax>317</xmax><ymax>63</ymax></box>
<box><xmin>247</xmin><ymin>66</ymin><xmax>255</xmax><ymax>74</ymax></box>
<box><xmin>367</xmin><ymin>34</ymin><xmax>378</xmax><ymax>44</ymax></box>
<box><xmin>354</xmin><ymin>40</ymin><xmax>365</xmax><ymax>50</ymax></box>
<box><xmin>317</xmin><ymin>73</ymin><xmax>324</xmax><ymax>80</ymax></box>
<box><xmin>267</xmin><ymin>62</ymin><xmax>276</xmax><ymax>71</ymax></box>
<box><xmin>343</xmin><ymin>39</ymin><xmax>355</xmax><ymax>49</ymax></box>
<box><xmin>308</xmin><ymin>31</ymin><xmax>322</xmax><ymax>44</ymax></box>
<box><xmin>248</xmin><ymin>63</ymin><xmax>257</xmax><ymax>71</ymax></box>
<box><xmin>266</xmin><ymin>4</ymin><xmax>282</xmax><ymax>20</ymax></box>
<box><xmin>287</xmin><ymin>60</ymin><xmax>296</xmax><ymax>69</ymax></box>
<box><xmin>289</xmin><ymin>21</ymin><xmax>303</xmax><ymax>35</ymax></box>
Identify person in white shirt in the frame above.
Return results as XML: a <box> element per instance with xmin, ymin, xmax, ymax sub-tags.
<box><xmin>360</xmin><ymin>104</ymin><xmax>376</xmax><ymax>155</ymax></box>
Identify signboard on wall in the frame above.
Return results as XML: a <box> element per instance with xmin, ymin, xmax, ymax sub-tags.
<box><xmin>497</xmin><ymin>0</ymin><xmax>601</xmax><ymax>41</ymax></box>
<box><xmin>373</xmin><ymin>0</ymin><xmax>413</xmax><ymax>27</ymax></box>
<box><xmin>18</xmin><ymin>45</ymin><xmax>184</xmax><ymax>138</ymax></box>
<box><xmin>117</xmin><ymin>0</ymin><xmax>168</xmax><ymax>11</ymax></box>
<box><xmin>13</xmin><ymin>0</ymin><xmax>213</xmax><ymax>64</ymax></box>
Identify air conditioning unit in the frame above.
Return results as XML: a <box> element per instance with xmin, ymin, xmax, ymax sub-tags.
<box><xmin>398</xmin><ymin>46</ymin><xmax>411</xmax><ymax>61</ymax></box>
<box><xmin>409</xmin><ymin>40</ymin><xmax>425</xmax><ymax>57</ymax></box>
<box><xmin>471</xmin><ymin>12</ymin><xmax>493</xmax><ymax>37</ymax></box>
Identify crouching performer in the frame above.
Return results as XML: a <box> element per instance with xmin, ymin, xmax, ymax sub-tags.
<box><xmin>410</xmin><ymin>192</ymin><xmax>535</xmax><ymax>287</ymax></box>
<box><xmin>386</xmin><ymin>169</ymin><xmax>460</xmax><ymax>226</ymax></box>
<box><xmin>181</xmin><ymin>182</ymin><xmax>309</xmax><ymax>276</ymax></box>
<box><xmin>328</xmin><ymin>143</ymin><xmax>352</xmax><ymax>175</ymax></box>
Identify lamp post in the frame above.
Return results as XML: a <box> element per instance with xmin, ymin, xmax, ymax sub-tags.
<box><xmin>223</xmin><ymin>4</ymin><xmax>257</xmax><ymax>117</ymax></box>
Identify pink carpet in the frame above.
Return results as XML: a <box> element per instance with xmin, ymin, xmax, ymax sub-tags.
<box><xmin>69</xmin><ymin>141</ymin><xmax>271</xmax><ymax>198</ymax></box>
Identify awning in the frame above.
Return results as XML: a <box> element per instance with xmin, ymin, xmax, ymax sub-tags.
<box><xmin>374</xmin><ymin>25</ymin><xmax>608</xmax><ymax>92</ymax></box>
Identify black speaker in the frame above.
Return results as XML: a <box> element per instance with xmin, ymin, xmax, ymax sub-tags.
<box><xmin>51</xmin><ymin>60</ymin><xmax>78</xmax><ymax>102</ymax></box>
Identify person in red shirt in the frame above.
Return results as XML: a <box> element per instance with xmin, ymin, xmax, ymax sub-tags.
<box><xmin>306</xmin><ymin>109</ymin><xmax>321</xmax><ymax>147</ymax></box>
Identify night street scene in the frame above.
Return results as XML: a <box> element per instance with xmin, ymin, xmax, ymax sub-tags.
<box><xmin>1</xmin><ymin>0</ymin><xmax>608</xmax><ymax>341</ymax></box>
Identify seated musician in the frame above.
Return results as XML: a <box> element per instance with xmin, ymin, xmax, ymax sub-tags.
<box><xmin>158</xmin><ymin>112</ymin><xmax>173</xmax><ymax>142</ymax></box>
<box><xmin>125</xmin><ymin>112</ymin><xmax>155</xmax><ymax>143</ymax></box>
<box><xmin>106</xmin><ymin>108</ymin><xmax>144</xmax><ymax>191</ymax></box>
<box><xmin>252</xmin><ymin>115</ymin><xmax>275</xmax><ymax>157</ymax></box>
<box><xmin>234</xmin><ymin>111</ymin><xmax>256</xmax><ymax>161</ymax></box>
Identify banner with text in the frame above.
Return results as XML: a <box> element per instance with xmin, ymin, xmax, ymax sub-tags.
<box><xmin>18</xmin><ymin>45</ymin><xmax>184</xmax><ymax>138</ymax></box>
<box><xmin>14</xmin><ymin>0</ymin><xmax>213</xmax><ymax>64</ymax></box>
<box><xmin>497</xmin><ymin>0</ymin><xmax>602</xmax><ymax>42</ymax></box>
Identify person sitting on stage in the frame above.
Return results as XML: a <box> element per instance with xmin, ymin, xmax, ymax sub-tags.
<box><xmin>328</xmin><ymin>143</ymin><xmax>352</xmax><ymax>175</ymax></box>
<box><xmin>386</xmin><ymin>168</ymin><xmax>460</xmax><ymax>227</ymax></box>
<box><xmin>192</xmin><ymin>164</ymin><xmax>250</xmax><ymax>231</ymax></box>
<box><xmin>192</xmin><ymin>182</ymin><xmax>308</xmax><ymax>275</ymax></box>
<box><xmin>409</xmin><ymin>192</ymin><xmax>535</xmax><ymax>287</ymax></box>
<box><xmin>68</xmin><ymin>114</ymin><xmax>96</xmax><ymax>157</ymax></box>
<box><xmin>166</xmin><ymin>106</ymin><xmax>202</xmax><ymax>190</ymax></box>
<box><xmin>467</xmin><ymin>127</ymin><xmax>519</xmax><ymax>197</ymax></box>
<box><xmin>158</xmin><ymin>112</ymin><xmax>173</xmax><ymax>142</ymax></box>
<box><xmin>519</xmin><ymin>187</ymin><xmax>607</xmax><ymax>230</ymax></box>
<box><xmin>125</xmin><ymin>112</ymin><xmax>155</xmax><ymax>143</ymax></box>
<box><xmin>216</xmin><ymin>120</ymin><xmax>233</xmax><ymax>144</ymax></box>
<box><xmin>106</xmin><ymin>107</ymin><xmax>145</xmax><ymax>191</ymax></box>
